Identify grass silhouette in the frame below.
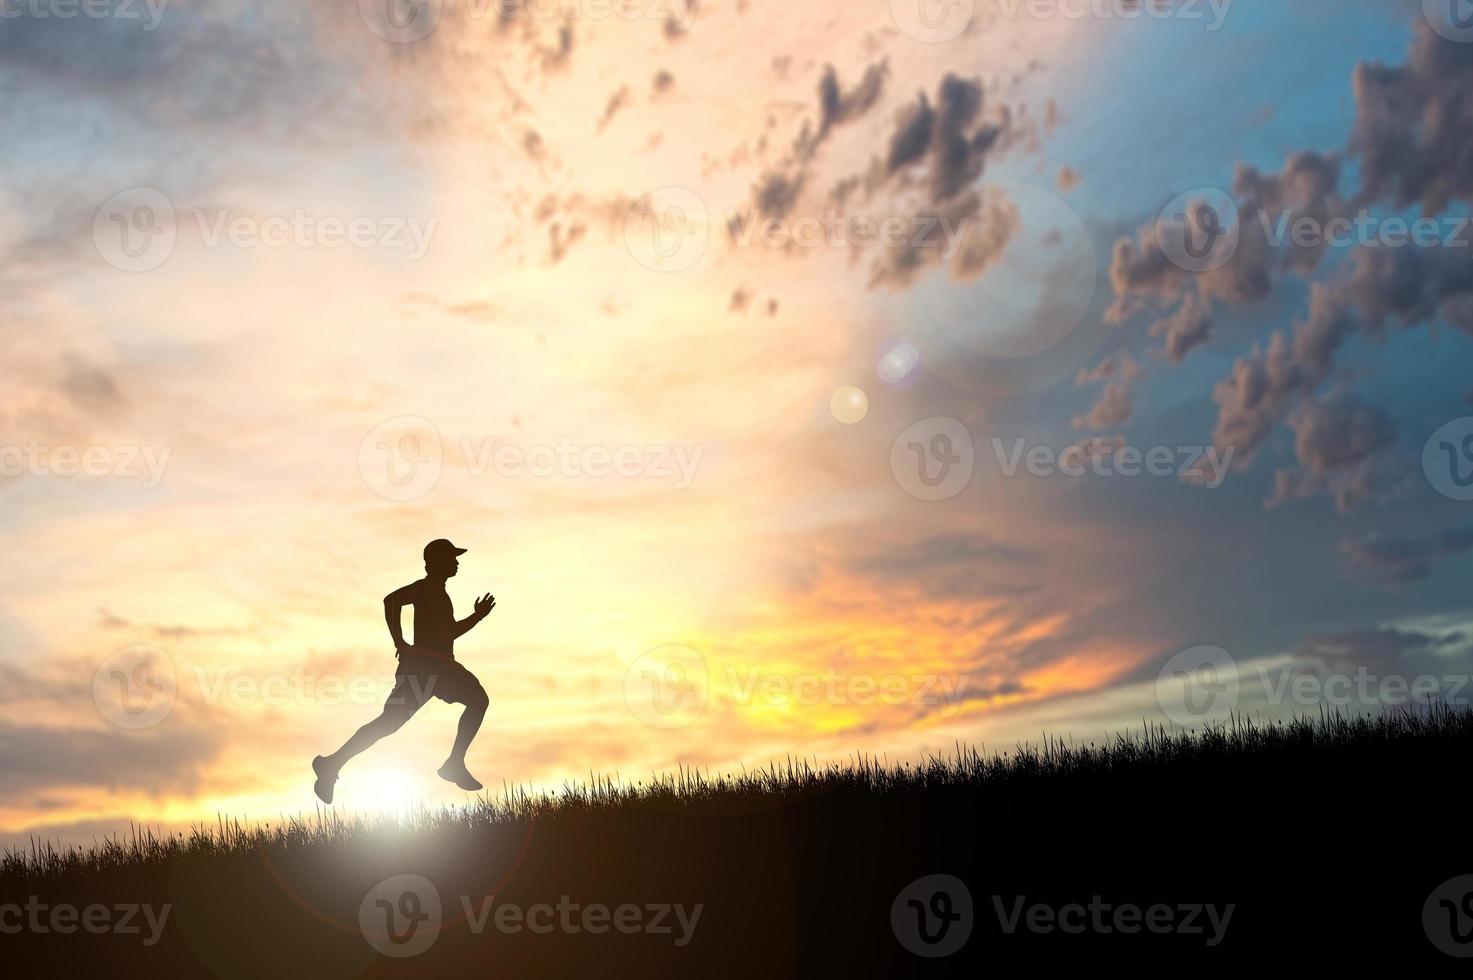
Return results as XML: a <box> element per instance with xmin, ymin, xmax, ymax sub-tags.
<box><xmin>5</xmin><ymin>704</ymin><xmax>1469</xmax><ymax>973</ymax></box>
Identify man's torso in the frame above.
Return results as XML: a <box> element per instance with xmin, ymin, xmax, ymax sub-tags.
<box><xmin>410</xmin><ymin>578</ymin><xmax>456</xmax><ymax>657</ymax></box>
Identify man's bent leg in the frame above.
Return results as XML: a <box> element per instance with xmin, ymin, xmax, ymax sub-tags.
<box><xmin>447</xmin><ymin>683</ymin><xmax>488</xmax><ymax>766</ymax></box>
<box><xmin>437</xmin><ymin>666</ymin><xmax>488</xmax><ymax>791</ymax></box>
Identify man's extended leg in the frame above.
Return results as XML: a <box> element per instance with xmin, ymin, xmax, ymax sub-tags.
<box><xmin>327</xmin><ymin>706</ymin><xmax>413</xmax><ymax>768</ymax></box>
<box><xmin>437</xmin><ymin>668</ymin><xmax>488</xmax><ymax>791</ymax></box>
<box><xmin>313</xmin><ymin>691</ymin><xmax>421</xmax><ymax>803</ymax></box>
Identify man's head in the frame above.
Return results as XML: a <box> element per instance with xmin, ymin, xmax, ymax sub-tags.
<box><xmin>423</xmin><ymin>538</ymin><xmax>466</xmax><ymax>579</ymax></box>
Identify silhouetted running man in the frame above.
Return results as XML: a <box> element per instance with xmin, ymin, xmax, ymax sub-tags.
<box><xmin>313</xmin><ymin>539</ymin><xmax>494</xmax><ymax>803</ymax></box>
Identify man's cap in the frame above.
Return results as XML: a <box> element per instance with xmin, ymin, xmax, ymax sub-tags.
<box><xmin>424</xmin><ymin>539</ymin><xmax>468</xmax><ymax>562</ymax></box>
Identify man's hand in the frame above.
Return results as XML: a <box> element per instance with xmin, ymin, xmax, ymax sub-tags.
<box><xmin>474</xmin><ymin>593</ymin><xmax>496</xmax><ymax>617</ymax></box>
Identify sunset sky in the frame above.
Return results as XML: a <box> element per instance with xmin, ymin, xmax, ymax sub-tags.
<box><xmin>3</xmin><ymin>0</ymin><xmax>1473</xmax><ymax>845</ymax></box>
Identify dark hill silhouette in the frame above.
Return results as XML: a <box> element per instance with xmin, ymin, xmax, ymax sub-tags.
<box><xmin>5</xmin><ymin>706</ymin><xmax>1471</xmax><ymax>975</ymax></box>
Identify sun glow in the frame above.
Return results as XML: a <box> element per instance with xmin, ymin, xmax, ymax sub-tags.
<box><xmin>341</xmin><ymin>766</ymin><xmax>427</xmax><ymax>814</ymax></box>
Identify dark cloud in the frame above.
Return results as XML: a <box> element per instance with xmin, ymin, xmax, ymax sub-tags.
<box><xmin>1296</xmin><ymin>626</ymin><xmax>1461</xmax><ymax>675</ymax></box>
<box><xmin>1343</xmin><ymin>238</ymin><xmax>1473</xmax><ymax>333</ymax></box>
<box><xmin>1076</xmin><ymin>351</ymin><xmax>1144</xmax><ymax>387</ymax></box>
<box><xmin>0</xmin><ymin>721</ymin><xmax>223</xmax><ymax>797</ymax></box>
<box><xmin>1072</xmin><ymin>383</ymin><xmax>1132</xmax><ymax>431</ymax></box>
<box><xmin>1349</xmin><ymin>21</ymin><xmax>1473</xmax><ymax>214</ymax></box>
<box><xmin>879</xmin><ymin>74</ymin><xmax>1009</xmax><ymax>205</ymax></box>
<box><xmin>60</xmin><ymin>354</ymin><xmax>127</xmax><ymax>416</ymax></box>
<box><xmin>1108</xmin><ymin>152</ymin><xmax>1343</xmax><ymax>332</ymax></box>
<box><xmin>548</xmin><ymin>221</ymin><xmax>587</xmax><ymax>265</ymax></box>
<box><xmin>1105</xmin><ymin>23</ymin><xmax>1473</xmax><ymax>515</ymax></box>
<box><xmin>806</xmin><ymin>61</ymin><xmax>888</xmax><ymax>158</ymax></box>
<box><xmin>752</xmin><ymin>171</ymin><xmax>804</xmax><ymax>220</ymax></box>
<box><xmin>541</xmin><ymin>22</ymin><xmax>574</xmax><ymax>72</ymax></box>
<box><xmin>1269</xmin><ymin>397</ymin><xmax>1399</xmax><ymax>512</ymax></box>
<box><xmin>858</xmin><ymin>74</ymin><xmax>1018</xmax><ymax>288</ymax></box>
<box><xmin>865</xmin><ymin>188</ymin><xmax>1016</xmax><ymax>290</ymax></box>
<box><xmin>1340</xmin><ymin>527</ymin><xmax>1473</xmax><ymax>585</ymax></box>
<box><xmin>664</xmin><ymin>0</ymin><xmax>698</xmax><ymax>40</ymax></box>
<box><xmin>736</xmin><ymin>70</ymin><xmax>1016</xmax><ymax>292</ymax></box>
<box><xmin>597</xmin><ymin>85</ymin><xmax>630</xmax><ymax>133</ymax></box>
<box><xmin>1150</xmin><ymin>292</ymin><xmax>1213</xmax><ymax>363</ymax></box>
<box><xmin>1211</xmin><ymin>332</ymin><xmax>1302</xmax><ymax>464</ymax></box>
<box><xmin>747</xmin><ymin>62</ymin><xmax>889</xmax><ymax>219</ymax></box>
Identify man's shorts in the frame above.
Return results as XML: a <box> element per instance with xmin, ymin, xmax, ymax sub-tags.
<box><xmin>385</xmin><ymin>650</ymin><xmax>483</xmax><ymax>710</ymax></box>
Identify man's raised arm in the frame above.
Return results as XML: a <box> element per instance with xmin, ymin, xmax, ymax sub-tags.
<box><xmin>453</xmin><ymin>593</ymin><xmax>496</xmax><ymax>638</ymax></box>
<box><xmin>384</xmin><ymin>583</ymin><xmax>417</xmax><ymax>654</ymax></box>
